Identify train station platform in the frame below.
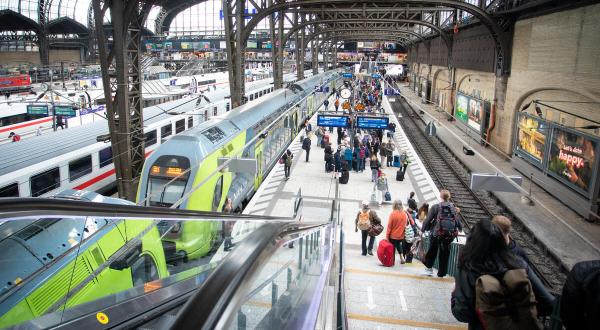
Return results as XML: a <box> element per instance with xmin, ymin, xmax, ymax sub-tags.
<box><xmin>244</xmin><ymin>95</ymin><xmax>467</xmax><ymax>329</ymax></box>
<box><xmin>393</xmin><ymin>83</ymin><xmax>600</xmax><ymax>270</ymax></box>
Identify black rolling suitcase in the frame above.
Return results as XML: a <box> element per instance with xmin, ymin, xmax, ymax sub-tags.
<box><xmin>352</xmin><ymin>159</ymin><xmax>358</xmax><ymax>171</ymax></box>
<box><xmin>339</xmin><ymin>170</ymin><xmax>350</xmax><ymax>184</ymax></box>
<box><xmin>396</xmin><ymin>169</ymin><xmax>405</xmax><ymax>181</ymax></box>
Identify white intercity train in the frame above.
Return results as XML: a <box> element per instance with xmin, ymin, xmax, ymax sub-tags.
<box><xmin>0</xmin><ymin>71</ymin><xmax>315</xmax><ymax>198</ymax></box>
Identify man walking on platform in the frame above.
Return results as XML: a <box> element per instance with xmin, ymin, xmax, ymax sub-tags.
<box><xmin>302</xmin><ymin>135</ymin><xmax>311</xmax><ymax>162</ymax></box>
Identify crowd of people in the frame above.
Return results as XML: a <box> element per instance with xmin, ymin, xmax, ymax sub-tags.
<box><xmin>277</xmin><ymin>73</ymin><xmax>599</xmax><ymax>329</ymax></box>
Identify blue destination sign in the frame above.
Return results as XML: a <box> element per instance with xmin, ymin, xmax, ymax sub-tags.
<box><xmin>26</xmin><ymin>104</ymin><xmax>49</xmax><ymax>116</ymax></box>
<box><xmin>342</xmin><ymin>73</ymin><xmax>353</xmax><ymax>78</ymax></box>
<box><xmin>317</xmin><ymin>115</ymin><xmax>349</xmax><ymax>128</ymax></box>
<box><xmin>372</xmin><ymin>73</ymin><xmax>381</xmax><ymax>79</ymax></box>
<box><xmin>54</xmin><ymin>106</ymin><xmax>76</xmax><ymax>117</ymax></box>
<box><xmin>357</xmin><ymin>116</ymin><xmax>389</xmax><ymax>129</ymax></box>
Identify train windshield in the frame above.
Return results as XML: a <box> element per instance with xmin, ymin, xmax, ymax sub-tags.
<box><xmin>146</xmin><ymin>156</ymin><xmax>191</xmax><ymax>207</ymax></box>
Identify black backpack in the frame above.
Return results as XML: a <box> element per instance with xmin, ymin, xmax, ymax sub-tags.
<box><xmin>302</xmin><ymin>138</ymin><xmax>310</xmax><ymax>150</ymax></box>
<box><xmin>435</xmin><ymin>202</ymin><xmax>458</xmax><ymax>238</ymax></box>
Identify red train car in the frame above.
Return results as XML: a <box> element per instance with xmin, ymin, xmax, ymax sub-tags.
<box><xmin>0</xmin><ymin>74</ymin><xmax>32</xmax><ymax>93</ymax></box>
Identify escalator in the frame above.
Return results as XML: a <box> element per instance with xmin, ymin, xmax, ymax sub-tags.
<box><xmin>0</xmin><ymin>184</ymin><xmax>347</xmax><ymax>330</ymax></box>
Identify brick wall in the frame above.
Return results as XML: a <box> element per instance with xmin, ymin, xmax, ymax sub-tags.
<box><xmin>409</xmin><ymin>3</ymin><xmax>600</xmax><ymax>155</ymax></box>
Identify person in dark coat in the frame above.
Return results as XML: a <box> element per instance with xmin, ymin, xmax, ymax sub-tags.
<box><xmin>302</xmin><ymin>136</ymin><xmax>311</xmax><ymax>162</ymax></box>
<box><xmin>324</xmin><ymin>143</ymin><xmax>333</xmax><ymax>172</ymax></box>
<box><xmin>333</xmin><ymin>147</ymin><xmax>342</xmax><ymax>173</ymax></box>
<box><xmin>451</xmin><ymin>218</ymin><xmax>554</xmax><ymax>330</ymax></box>
<box><xmin>560</xmin><ymin>259</ymin><xmax>600</xmax><ymax>329</ymax></box>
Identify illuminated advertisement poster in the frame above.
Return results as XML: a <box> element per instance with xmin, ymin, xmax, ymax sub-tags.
<box><xmin>247</xmin><ymin>41</ymin><xmax>258</xmax><ymax>48</ymax></box>
<box><xmin>163</xmin><ymin>42</ymin><xmax>173</xmax><ymax>50</ymax></box>
<box><xmin>181</xmin><ymin>42</ymin><xmax>191</xmax><ymax>50</ymax></box>
<box><xmin>145</xmin><ymin>43</ymin><xmax>154</xmax><ymax>51</ymax></box>
<box><xmin>455</xmin><ymin>93</ymin><xmax>469</xmax><ymax>123</ymax></box>
<box><xmin>515</xmin><ymin>113</ymin><xmax>547</xmax><ymax>165</ymax></box>
<box><xmin>547</xmin><ymin>128</ymin><xmax>597</xmax><ymax>195</ymax></box>
<box><xmin>467</xmin><ymin>98</ymin><xmax>484</xmax><ymax>132</ymax></box>
<box><xmin>219</xmin><ymin>41</ymin><xmax>226</xmax><ymax>49</ymax></box>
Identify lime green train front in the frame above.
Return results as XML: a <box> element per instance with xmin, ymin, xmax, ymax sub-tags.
<box><xmin>136</xmin><ymin>71</ymin><xmax>338</xmax><ymax>264</ymax></box>
<box><xmin>0</xmin><ymin>193</ymin><xmax>168</xmax><ymax>328</ymax></box>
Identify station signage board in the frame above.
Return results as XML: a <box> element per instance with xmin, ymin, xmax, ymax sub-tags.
<box><xmin>342</xmin><ymin>73</ymin><xmax>353</xmax><ymax>79</ymax></box>
<box><xmin>317</xmin><ymin>115</ymin><xmax>349</xmax><ymax>128</ymax></box>
<box><xmin>54</xmin><ymin>106</ymin><xmax>76</xmax><ymax>117</ymax></box>
<box><xmin>371</xmin><ymin>73</ymin><xmax>382</xmax><ymax>79</ymax></box>
<box><xmin>26</xmin><ymin>104</ymin><xmax>49</xmax><ymax>116</ymax></box>
<box><xmin>356</xmin><ymin>116</ymin><xmax>389</xmax><ymax>129</ymax></box>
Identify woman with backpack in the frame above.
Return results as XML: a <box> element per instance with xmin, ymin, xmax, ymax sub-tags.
<box><xmin>355</xmin><ymin>200</ymin><xmax>382</xmax><ymax>256</ymax></box>
<box><xmin>451</xmin><ymin>218</ymin><xmax>554</xmax><ymax>330</ymax></box>
<box><xmin>386</xmin><ymin>200</ymin><xmax>408</xmax><ymax>264</ymax></box>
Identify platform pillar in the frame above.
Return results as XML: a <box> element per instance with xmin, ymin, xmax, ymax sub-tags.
<box><xmin>92</xmin><ymin>0</ymin><xmax>149</xmax><ymax>201</ymax></box>
<box><xmin>223</xmin><ymin>0</ymin><xmax>247</xmax><ymax>107</ymax></box>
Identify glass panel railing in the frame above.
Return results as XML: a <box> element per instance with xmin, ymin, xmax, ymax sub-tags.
<box><xmin>0</xmin><ymin>209</ymin><xmax>278</xmax><ymax>329</ymax></box>
<box><xmin>229</xmin><ymin>226</ymin><xmax>333</xmax><ymax>330</ymax></box>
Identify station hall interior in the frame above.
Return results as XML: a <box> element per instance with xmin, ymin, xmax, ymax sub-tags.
<box><xmin>0</xmin><ymin>0</ymin><xmax>599</xmax><ymax>329</ymax></box>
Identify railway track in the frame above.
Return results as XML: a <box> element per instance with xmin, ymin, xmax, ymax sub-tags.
<box><xmin>390</xmin><ymin>94</ymin><xmax>566</xmax><ymax>291</ymax></box>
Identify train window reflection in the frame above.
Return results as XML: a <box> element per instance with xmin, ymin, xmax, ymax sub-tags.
<box><xmin>145</xmin><ymin>130</ymin><xmax>157</xmax><ymax>146</ymax></box>
<box><xmin>69</xmin><ymin>155</ymin><xmax>93</xmax><ymax>182</ymax></box>
<box><xmin>99</xmin><ymin>147</ymin><xmax>112</xmax><ymax>168</ymax></box>
<box><xmin>30</xmin><ymin>168</ymin><xmax>60</xmax><ymax>197</ymax></box>
<box><xmin>147</xmin><ymin>178</ymin><xmax>186</xmax><ymax>207</ymax></box>
<box><xmin>0</xmin><ymin>183</ymin><xmax>19</xmax><ymax>197</ymax></box>
<box><xmin>161</xmin><ymin>124</ymin><xmax>172</xmax><ymax>138</ymax></box>
<box><xmin>131</xmin><ymin>254</ymin><xmax>159</xmax><ymax>287</ymax></box>
<box><xmin>175</xmin><ymin>119</ymin><xmax>185</xmax><ymax>133</ymax></box>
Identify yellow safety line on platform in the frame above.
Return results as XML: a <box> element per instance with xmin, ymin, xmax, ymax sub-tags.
<box><xmin>348</xmin><ymin>313</ymin><xmax>467</xmax><ymax>330</ymax></box>
<box><xmin>345</xmin><ymin>268</ymin><xmax>454</xmax><ymax>283</ymax></box>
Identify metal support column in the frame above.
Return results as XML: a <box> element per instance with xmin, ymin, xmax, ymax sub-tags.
<box><xmin>92</xmin><ymin>0</ymin><xmax>149</xmax><ymax>201</ymax></box>
<box><xmin>276</xmin><ymin>6</ymin><xmax>284</xmax><ymax>86</ymax></box>
<box><xmin>333</xmin><ymin>42</ymin><xmax>338</xmax><ymax>68</ymax></box>
<box><xmin>297</xmin><ymin>15</ymin><xmax>306</xmax><ymax>80</ymax></box>
<box><xmin>223</xmin><ymin>0</ymin><xmax>246</xmax><ymax>107</ymax></box>
<box><xmin>312</xmin><ymin>35</ymin><xmax>318</xmax><ymax>75</ymax></box>
<box><xmin>268</xmin><ymin>0</ymin><xmax>281</xmax><ymax>89</ymax></box>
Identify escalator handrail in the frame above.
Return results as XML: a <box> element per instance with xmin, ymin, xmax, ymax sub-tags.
<box><xmin>170</xmin><ymin>220</ymin><xmax>331</xmax><ymax>330</ymax></box>
<box><xmin>0</xmin><ymin>197</ymin><xmax>299</xmax><ymax>222</ymax></box>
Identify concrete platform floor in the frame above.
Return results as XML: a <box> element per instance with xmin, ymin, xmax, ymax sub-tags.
<box><xmin>243</xmin><ymin>93</ymin><xmax>466</xmax><ymax>329</ymax></box>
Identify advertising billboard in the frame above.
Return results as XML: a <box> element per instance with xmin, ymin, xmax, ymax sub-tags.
<box><xmin>547</xmin><ymin>127</ymin><xmax>597</xmax><ymax>195</ymax></box>
<box><xmin>515</xmin><ymin>113</ymin><xmax>547</xmax><ymax>165</ymax></box>
<box><xmin>455</xmin><ymin>93</ymin><xmax>469</xmax><ymax>123</ymax></box>
<box><xmin>467</xmin><ymin>98</ymin><xmax>484</xmax><ymax>132</ymax></box>
<box><xmin>247</xmin><ymin>41</ymin><xmax>258</xmax><ymax>48</ymax></box>
<box><xmin>180</xmin><ymin>42</ymin><xmax>191</xmax><ymax>50</ymax></box>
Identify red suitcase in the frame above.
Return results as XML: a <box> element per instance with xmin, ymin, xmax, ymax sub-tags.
<box><xmin>377</xmin><ymin>239</ymin><xmax>395</xmax><ymax>267</ymax></box>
